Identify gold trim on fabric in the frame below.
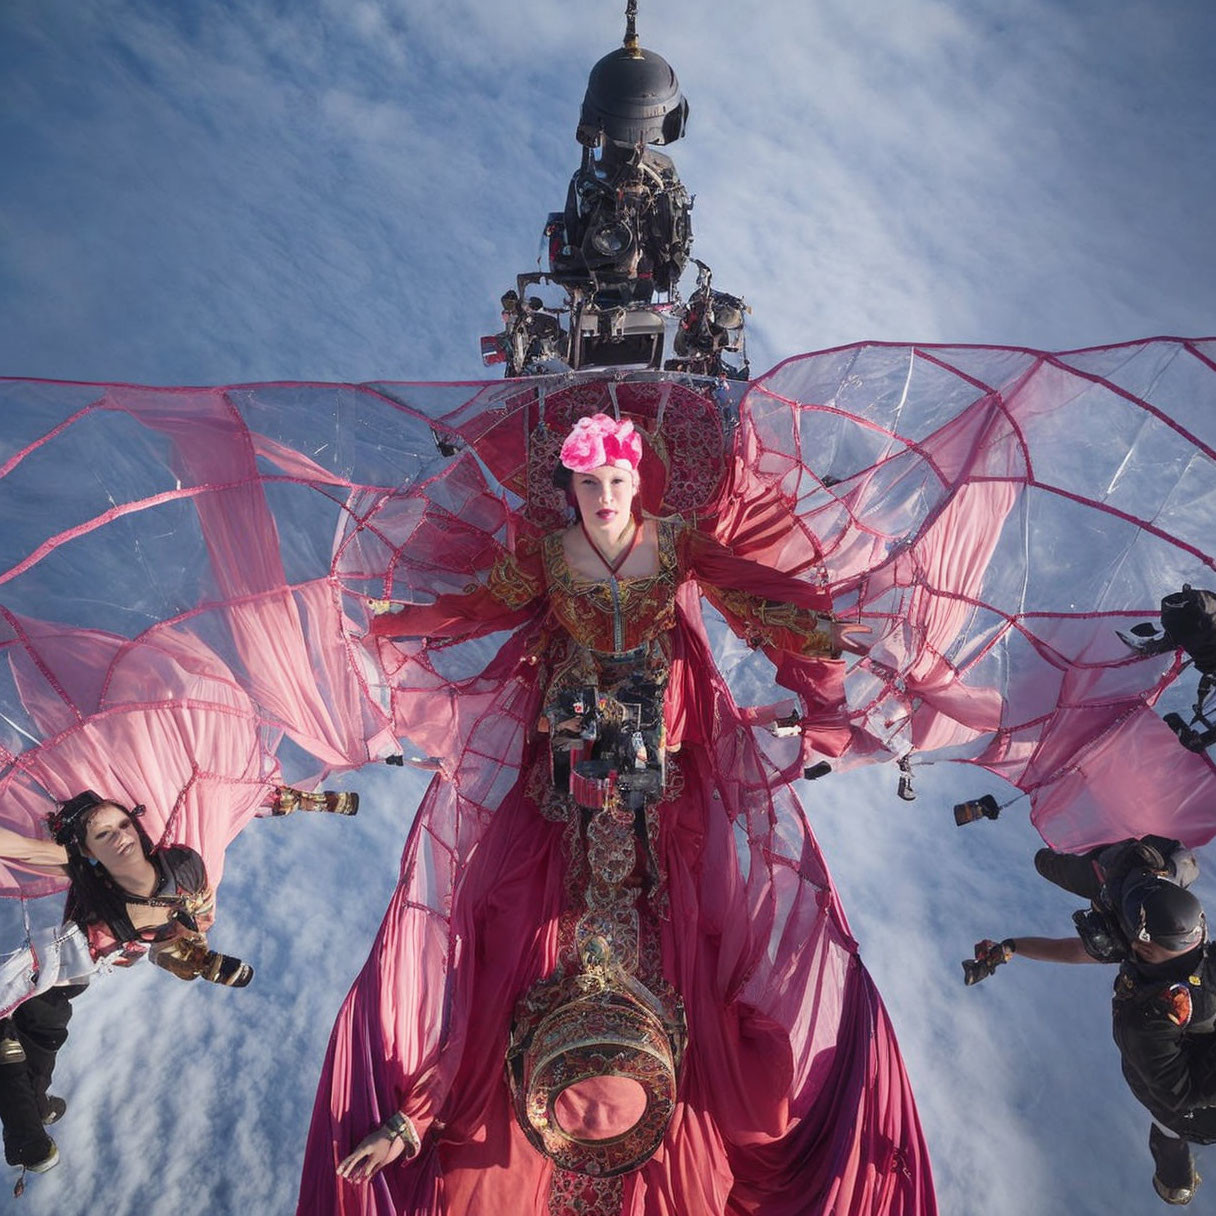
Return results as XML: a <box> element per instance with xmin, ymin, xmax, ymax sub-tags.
<box><xmin>541</xmin><ymin>519</ymin><xmax>681</xmax><ymax>655</ymax></box>
<box><xmin>709</xmin><ymin>585</ymin><xmax>836</xmax><ymax>657</ymax></box>
<box><xmin>486</xmin><ymin>548</ymin><xmax>542</xmax><ymax>610</ymax></box>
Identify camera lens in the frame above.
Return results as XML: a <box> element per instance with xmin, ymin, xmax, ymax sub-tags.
<box><xmin>589</xmin><ymin>220</ymin><xmax>632</xmax><ymax>257</ymax></box>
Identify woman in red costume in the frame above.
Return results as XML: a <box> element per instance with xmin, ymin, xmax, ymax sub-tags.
<box><xmin>301</xmin><ymin>403</ymin><xmax>935</xmax><ymax>1215</ymax></box>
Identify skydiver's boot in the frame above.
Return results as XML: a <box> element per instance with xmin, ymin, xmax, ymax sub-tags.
<box><xmin>1150</xmin><ymin>1123</ymin><xmax>1200</xmax><ymax>1205</ymax></box>
<box><xmin>2</xmin><ymin>1095</ymin><xmax>56</xmax><ymax>1172</ymax></box>
<box><xmin>23</xmin><ymin>1140</ymin><xmax>57</xmax><ymax>1173</ymax></box>
<box><xmin>10</xmin><ymin>1137</ymin><xmax>59</xmax><ymax>1198</ymax></box>
<box><xmin>271</xmin><ymin>786</ymin><xmax>359</xmax><ymax>816</ymax></box>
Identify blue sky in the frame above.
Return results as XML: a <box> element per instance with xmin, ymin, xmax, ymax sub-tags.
<box><xmin>3</xmin><ymin>1</ymin><xmax>1216</xmax><ymax>1213</ymax></box>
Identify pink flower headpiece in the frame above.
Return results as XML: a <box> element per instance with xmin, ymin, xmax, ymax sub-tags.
<box><xmin>559</xmin><ymin>413</ymin><xmax>643</xmax><ymax>473</ymax></box>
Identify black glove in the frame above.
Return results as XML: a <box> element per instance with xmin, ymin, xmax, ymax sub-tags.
<box><xmin>962</xmin><ymin>939</ymin><xmax>1015</xmax><ymax>986</ymax></box>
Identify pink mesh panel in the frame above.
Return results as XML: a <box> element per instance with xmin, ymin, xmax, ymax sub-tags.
<box><xmin>4</xmin><ymin>337</ymin><xmax>1215</xmax><ymax>1213</ymax></box>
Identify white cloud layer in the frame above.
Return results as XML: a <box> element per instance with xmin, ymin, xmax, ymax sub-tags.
<box><xmin>3</xmin><ymin>1</ymin><xmax>1216</xmax><ymax>1212</ymax></box>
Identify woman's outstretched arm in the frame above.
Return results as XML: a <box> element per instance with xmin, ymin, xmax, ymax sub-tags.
<box><xmin>0</xmin><ymin>823</ymin><xmax>70</xmax><ymax>875</ymax></box>
<box><xmin>684</xmin><ymin>526</ymin><xmax>859</xmax><ymax>656</ymax></box>
<box><xmin>368</xmin><ymin>539</ymin><xmax>545</xmax><ymax>642</ymax></box>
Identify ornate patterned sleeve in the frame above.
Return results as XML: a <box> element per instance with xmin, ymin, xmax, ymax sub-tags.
<box><xmin>367</xmin><ymin>538</ymin><xmax>545</xmax><ymax>643</ymax></box>
<box><xmin>166</xmin><ymin>845</ymin><xmax>216</xmax><ymax>934</ymax></box>
<box><xmin>681</xmin><ymin>521</ymin><xmax>852</xmax><ymax>758</ymax></box>
<box><xmin>682</xmin><ymin>524</ymin><xmax>839</xmax><ymax>659</ymax></box>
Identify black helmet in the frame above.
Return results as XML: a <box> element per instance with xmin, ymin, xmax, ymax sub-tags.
<box><xmin>576</xmin><ymin>45</ymin><xmax>688</xmax><ymax>149</ymax></box>
<box><xmin>1123</xmin><ymin>879</ymin><xmax>1206</xmax><ymax>952</ymax></box>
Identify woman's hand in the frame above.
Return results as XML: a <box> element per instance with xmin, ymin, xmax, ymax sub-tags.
<box><xmin>832</xmin><ymin>621</ymin><xmax>872</xmax><ymax>656</ymax></box>
<box><xmin>336</xmin><ymin>1124</ymin><xmax>415</xmax><ymax>1183</ymax></box>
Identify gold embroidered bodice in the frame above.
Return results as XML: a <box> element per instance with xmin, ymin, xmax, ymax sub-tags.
<box><xmin>375</xmin><ymin>515</ymin><xmax>835</xmax><ymax>668</ymax></box>
<box><xmin>542</xmin><ymin>519</ymin><xmax>681</xmax><ymax>656</ymax></box>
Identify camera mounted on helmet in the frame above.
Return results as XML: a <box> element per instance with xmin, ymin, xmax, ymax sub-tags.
<box><xmin>1072</xmin><ymin>905</ymin><xmax>1129</xmax><ymax>962</ymax></box>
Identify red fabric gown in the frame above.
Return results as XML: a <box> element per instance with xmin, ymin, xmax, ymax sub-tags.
<box><xmin>12</xmin><ymin>340</ymin><xmax>1210</xmax><ymax>1211</ymax></box>
<box><xmin>299</xmin><ymin>510</ymin><xmax>934</xmax><ymax>1214</ymax></box>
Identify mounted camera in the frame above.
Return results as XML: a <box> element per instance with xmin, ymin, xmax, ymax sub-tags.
<box><xmin>1163</xmin><ymin>710</ymin><xmax>1216</xmax><ymax>753</ymax></box>
<box><xmin>481</xmin><ymin>2</ymin><xmax>747</xmax><ymax>379</ymax></box>
<box><xmin>1072</xmin><ymin>904</ymin><xmax>1128</xmax><ymax>962</ymax></box>
<box><xmin>547</xmin><ymin>678</ymin><xmax>666</xmax><ymax>811</ymax></box>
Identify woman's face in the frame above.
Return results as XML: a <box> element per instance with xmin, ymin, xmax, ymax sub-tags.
<box><xmin>572</xmin><ymin>465</ymin><xmax>637</xmax><ymax>533</ymax></box>
<box><xmin>82</xmin><ymin>804</ymin><xmax>143</xmax><ymax>870</ymax></box>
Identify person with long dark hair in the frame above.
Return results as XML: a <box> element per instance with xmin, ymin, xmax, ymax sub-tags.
<box><xmin>0</xmin><ymin>790</ymin><xmax>252</xmax><ymax>986</ymax></box>
<box><xmin>0</xmin><ymin>786</ymin><xmax>356</xmax><ymax>989</ymax></box>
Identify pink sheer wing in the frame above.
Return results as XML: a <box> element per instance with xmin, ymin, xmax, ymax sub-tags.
<box><xmin>0</xmin><ymin>381</ymin><xmax>395</xmax><ymax>1013</ymax></box>
<box><xmin>5</xmin><ymin>337</ymin><xmax>1215</xmax><ymax>1211</ymax></box>
<box><xmin>730</xmin><ymin>338</ymin><xmax>1216</xmax><ymax>849</ymax></box>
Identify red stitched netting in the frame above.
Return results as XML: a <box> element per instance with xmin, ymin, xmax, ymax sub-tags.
<box><xmin>1</xmin><ymin>337</ymin><xmax>1214</xmax><ymax>1213</ymax></box>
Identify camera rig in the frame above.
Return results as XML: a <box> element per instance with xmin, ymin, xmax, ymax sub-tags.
<box><xmin>547</xmin><ymin>679</ymin><xmax>666</xmax><ymax>813</ymax></box>
<box><xmin>1072</xmin><ymin>904</ymin><xmax>1129</xmax><ymax>963</ymax></box>
<box><xmin>480</xmin><ymin>3</ymin><xmax>748</xmax><ymax>381</ymax></box>
<box><xmin>1163</xmin><ymin>672</ymin><xmax>1216</xmax><ymax>754</ymax></box>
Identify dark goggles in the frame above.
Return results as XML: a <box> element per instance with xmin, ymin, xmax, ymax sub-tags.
<box><xmin>1131</xmin><ymin>907</ymin><xmax>1206</xmax><ymax>952</ymax></box>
